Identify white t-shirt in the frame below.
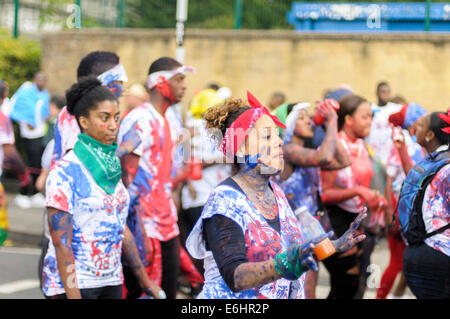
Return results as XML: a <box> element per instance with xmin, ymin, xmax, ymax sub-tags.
<box><xmin>366</xmin><ymin>102</ymin><xmax>403</xmax><ymax>166</ymax></box>
<box><xmin>43</xmin><ymin>151</ymin><xmax>130</xmax><ymax>296</ymax></box>
<box><xmin>181</xmin><ymin>118</ymin><xmax>231</xmax><ymax>210</ymax></box>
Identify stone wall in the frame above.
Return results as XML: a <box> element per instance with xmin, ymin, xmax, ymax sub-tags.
<box><xmin>40</xmin><ymin>29</ymin><xmax>450</xmax><ymax>113</ymax></box>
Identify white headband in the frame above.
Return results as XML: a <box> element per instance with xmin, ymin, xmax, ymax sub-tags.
<box><xmin>147</xmin><ymin>65</ymin><xmax>195</xmax><ymax>89</ymax></box>
<box><xmin>283</xmin><ymin>102</ymin><xmax>311</xmax><ymax>143</ymax></box>
<box><xmin>97</xmin><ymin>63</ymin><xmax>128</xmax><ymax>86</ymax></box>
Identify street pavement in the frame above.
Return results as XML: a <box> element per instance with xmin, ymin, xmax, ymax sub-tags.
<box><xmin>1</xmin><ymin>187</ymin><xmax>415</xmax><ymax>299</ymax></box>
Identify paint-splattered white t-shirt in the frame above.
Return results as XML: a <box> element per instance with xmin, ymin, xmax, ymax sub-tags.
<box><xmin>42</xmin><ymin>151</ymin><xmax>129</xmax><ymax>296</ymax></box>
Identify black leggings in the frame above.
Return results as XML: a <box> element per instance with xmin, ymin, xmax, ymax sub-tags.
<box><xmin>23</xmin><ymin>137</ymin><xmax>44</xmax><ymax>195</ymax></box>
<box><xmin>123</xmin><ymin>236</ymin><xmax>180</xmax><ymax>299</ymax></box>
<box><xmin>46</xmin><ymin>285</ymin><xmax>123</xmax><ymax>299</ymax></box>
<box><xmin>322</xmin><ymin>205</ymin><xmax>360</xmax><ymax>299</ymax></box>
<box><xmin>160</xmin><ymin>236</ymin><xmax>181</xmax><ymax>299</ymax></box>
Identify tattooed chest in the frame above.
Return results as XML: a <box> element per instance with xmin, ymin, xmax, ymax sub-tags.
<box><xmin>248</xmin><ymin>193</ymin><xmax>278</xmax><ymax>218</ymax></box>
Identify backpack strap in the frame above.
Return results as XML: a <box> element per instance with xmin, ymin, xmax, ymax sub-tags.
<box><xmin>416</xmin><ymin>154</ymin><xmax>450</xmax><ymax>240</ymax></box>
<box><xmin>424</xmin><ymin>223</ymin><xmax>450</xmax><ymax>239</ymax></box>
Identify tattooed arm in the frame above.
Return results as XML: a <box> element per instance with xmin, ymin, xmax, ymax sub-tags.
<box><xmin>47</xmin><ymin>207</ymin><xmax>81</xmax><ymax>299</ymax></box>
<box><xmin>284</xmin><ymin>118</ymin><xmax>339</xmax><ymax>168</ymax></box>
<box><xmin>122</xmin><ymin>225</ymin><xmax>165</xmax><ymax>298</ymax></box>
<box><xmin>321</xmin><ymin>138</ymin><xmax>352</xmax><ymax>170</ymax></box>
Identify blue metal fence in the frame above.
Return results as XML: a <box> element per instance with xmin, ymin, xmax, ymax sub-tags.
<box><xmin>287</xmin><ymin>2</ymin><xmax>450</xmax><ymax>32</ymax></box>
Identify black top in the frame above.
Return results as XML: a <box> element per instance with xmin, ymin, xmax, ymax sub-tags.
<box><xmin>203</xmin><ymin>177</ymin><xmax>280</xmax><ymax>291</ymax></box>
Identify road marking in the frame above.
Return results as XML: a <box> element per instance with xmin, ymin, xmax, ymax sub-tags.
<box><xmin>0</xmin><ymin>279</ymin><xmax>40</xmax><ymax>294</ymax></box>
<box><xmin>0</xmin><ymin>247</ymin><xmax>41</xmax><ymax>256</ymax></box>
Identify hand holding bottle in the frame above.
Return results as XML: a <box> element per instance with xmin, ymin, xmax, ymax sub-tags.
<box><xmin>274</xmin><ymin>232</ymin><xmax>333</xmax><ymax>280</ymax></box>
<box><xmin>313</xmin><ymin>99</ymin><xmax>339</xmax><ymax>126</ymax></box>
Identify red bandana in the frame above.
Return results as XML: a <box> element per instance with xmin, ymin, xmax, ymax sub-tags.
<box><xmin>220</xmin><ymin>91</ymin><xmax>286</xmax><ymax>158</ymax></box>
<box><xmin>438</xmin><ymin>109</ymin><xmax>450</xmax><ymax>134</ymax></box>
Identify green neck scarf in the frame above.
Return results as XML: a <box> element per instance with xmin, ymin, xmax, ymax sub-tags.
<box><xmin>73</xmin><ymin>133</ymin><xmax>121</xmax><ymax>195</ymax></box>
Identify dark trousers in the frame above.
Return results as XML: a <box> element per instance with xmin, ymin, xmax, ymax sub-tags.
<box><xmin>123</xmin><ymin>236</ymin><xmax>180</xmax><ymax>299</ymax></box>
<box><xmin>23</xmin><ymin>137</ymin><xmax>44</xmax><ymax>195</ymax></box>
<box><xmin>160</xmin><ymin>236</ymin><xmax>181</xmax><ymax>299</ymax></box>
<box><xmin>403</xmin><ymin>243</ymin><xmax>450</xmax><ymax>299</ymax></box>
<box><xmin>322</xmin><ymin>205</ymin><xmax>360</xmax><ymax>299</ymax></box>
<box><xmin>47</xmin><ymin>285</ymin><xmax>123</xmax><ymax>299</ymax></box>
<box><xmin>38</xmin><ymin>235</ymin><xmax>49</xmax><ymax>292</ymax></box>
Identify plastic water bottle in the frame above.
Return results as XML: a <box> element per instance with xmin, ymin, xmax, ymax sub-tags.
<box><xmin>295</xmin><ymin>206</ymin><xmax>336</xmax><ymax>260</ymax></box>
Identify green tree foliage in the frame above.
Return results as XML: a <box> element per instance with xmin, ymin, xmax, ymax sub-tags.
<box><xmin>0</xmin><ymin>28</ymin><xmax>41</xmax><ymax>96</ymax></box>
<box><xmin>125</xmin><ymin>0</ymin><xmax>444</xmax><ymax>30</ymax></box>
<box><xmin>125</xmin><ymin>0</ymin><xmax>292</xmax><ymax>29</ymax></box>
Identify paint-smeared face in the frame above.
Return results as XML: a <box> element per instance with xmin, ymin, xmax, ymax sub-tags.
<box><xmin>346</xmin><ymin>101</ymin><xmax>373</xmax><ymax>138</ymax></box>
<box><xmin>294</xmin><ymin>109</ymin><xmax>314</xmax><ymax>139</ymax></box>
<box><xmin>169</xmin><ymin>73</ymin><xmax>187</xmax><ymax>103</ymax></box>
<box><xmin>106</xmin><ymin>80</ymin><xmax>124</xmax><ymax>98</ymax></box>
<box><xmin>238</xmin><ymin>114</ymin><xmax>284</xmax><ymax>175</ymax></box>
<box><xmin>79</xmin><ymin>100</ymin><xmax>120</xmax><ymax>145</ymax></box>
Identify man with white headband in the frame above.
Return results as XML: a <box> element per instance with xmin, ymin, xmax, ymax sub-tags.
<box><xmin>51</xmin><ymin>51</ymin><xmax>128</xmax><ymax>168</ymax></box>
<box><xmin>117</xmin><ymin>57</ymin><xmax>194</xmax><ymax>299</ymax></box>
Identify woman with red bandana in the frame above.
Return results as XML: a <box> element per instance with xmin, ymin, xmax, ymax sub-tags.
<box><xmin>117</xmin><ymin>57</ymin><xmax>194</xmax><ymax>299</ymax></box>
<box><xmin>320</xmin><ymin>94</ymin><xmax>387</xmax><ymax>299</ymax></box>
<box><xmin>186</xmin><ymin>93</ymin><xmax>366</xmax><ymax>299</ymax></box>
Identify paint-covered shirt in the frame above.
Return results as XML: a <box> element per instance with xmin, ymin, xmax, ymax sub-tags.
<box><xmin>275</xmin><ymin>165</ymin><xmax>321</xmax><ymax>216</ymax></box>
<box><xmin>0</xmin><ymin>110</ymin><xmax>15</xmax><ymax>177</ymax></box>
<box><xmin>332</xmin><ymin>131</ymin><xmax>373</xmax><ymax>213</ymax></box>
<box><xmin>422</xmin><ymin>163</ymin><xmax>450</xmax><ymax>257</ymax></box>
<box><xmin>117</xmin><ymin>102</ymin><xmax>178</xmax><ymax>241</ymax></box>
<box><xmin>386</xmin><ymin>130</ymin><xmax>424</xmax><ymax>197</ymax></box>
<box><xmin>181</xmin><ymin>118</ymin><xmax>231</xmax><ymax>209</ymax></box>
<box><xmin>186</xmin><ymin>179</ymin><xmax>306</xmax><ymax>299</ymax></box>
<box><xmin>43</xmin><ymin>151</ymin><xmax>129</xmax><ymax>296</ymax></box>
<box><xmin>367</xmin><ymin>102</ymin><xmax>402</xmax><ymax>166</ymax></box>
<box><xmin>51</xmin><ymin>106</ymin><xmax>80</xmax><ymax>169</ymax></box>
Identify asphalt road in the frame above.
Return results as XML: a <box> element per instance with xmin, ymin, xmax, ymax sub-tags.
<box><xmin>0</xmin><ymin>240</ymin><xmax>416</xmax><ymax>299</ymax></box>
<box><xmin>0</xmin><ymin>246</ymin><xmax>44</xmax><ymax>299</ymax></box>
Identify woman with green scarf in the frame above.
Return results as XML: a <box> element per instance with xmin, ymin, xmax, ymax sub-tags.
<box><xmin>41</xmin><ymin>77</ymin><xmax>164</xmax><ymax>299</ymax></box>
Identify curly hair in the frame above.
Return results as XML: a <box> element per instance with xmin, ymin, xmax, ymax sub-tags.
<box><xmin>203</xmin><ymin>98</ymin><xmax>251</xmax><ymax>137</ymax></box>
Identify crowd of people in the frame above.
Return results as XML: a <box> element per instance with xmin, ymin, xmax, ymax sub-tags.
<box><xmin>0</xmin><ymin>50</ymin><xmax>448</xmax><ymax>299</ymax></box>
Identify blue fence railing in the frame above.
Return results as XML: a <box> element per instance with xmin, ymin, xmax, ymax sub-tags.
<box><xmin>287</xmin><ymin>2</ymin><xmax>450</xmax><ymax>32</ymax></box>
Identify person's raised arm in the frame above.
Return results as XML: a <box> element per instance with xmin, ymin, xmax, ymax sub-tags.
<box><xmin>283</xmin><ymin>103</ymin><xmax>339</xmax><ymax>168</ymax></box>
<box><xmin>47</xmin><ymin>207</ymin><xmax>81</xmax><ymax>299</ymax></box>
